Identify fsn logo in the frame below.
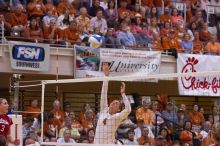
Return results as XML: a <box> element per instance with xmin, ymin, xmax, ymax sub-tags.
<box><xmin>12</xmin><ymin>45</ymin><xmax>45</xmax><ymax>61</ymax></box>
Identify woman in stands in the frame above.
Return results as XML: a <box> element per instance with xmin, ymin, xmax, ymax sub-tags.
<box><xmin>0</xmin><ymin>98</ymin><xmax>20</xmax><ymax>145</ymax></box>
<box><xmin>212</xmin><ymin>123</ymin><xmax>220</xmax><ymax>146</ymax></box>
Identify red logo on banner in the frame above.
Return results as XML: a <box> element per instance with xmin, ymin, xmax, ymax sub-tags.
<box><xmin>181</xmin><ymin>57</ymin><xmax>220</xmax><ymax>94</ymax></box>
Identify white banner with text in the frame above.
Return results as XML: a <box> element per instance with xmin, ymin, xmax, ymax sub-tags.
<box><xmin>177</xmin><ymin>53</ymin><xmax>220</xmax><ymax>96</ymax></box>
<box><xmin>9</xmin><ymin>41</ymin><xmax>50</xmax><ymax>71</ymax></box>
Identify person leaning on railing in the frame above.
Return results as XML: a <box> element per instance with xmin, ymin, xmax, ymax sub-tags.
<box><xmin>205</xmin><ymin>34</ymin><xmax>220</xmax><ymax>55</ymax></box>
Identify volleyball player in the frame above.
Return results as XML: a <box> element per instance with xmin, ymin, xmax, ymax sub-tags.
<box><xmin>94</xmin><ymin>63</ymin><xmax>131</xmax><ymax>144</ymax></box>
<box><xmin>0</xmin><ymin>98</ymin><xmax>20</xmax><ymax>145</ymax></box>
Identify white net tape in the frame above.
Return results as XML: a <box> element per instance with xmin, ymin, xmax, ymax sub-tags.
<box><xmin>41</xmin><ymin>142</ymin><xmax>134</xmax><ymax>146</ymax></box>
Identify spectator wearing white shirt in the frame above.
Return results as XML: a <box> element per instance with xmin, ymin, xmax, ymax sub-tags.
<box><xmin>89</xmin><ymin>9</ymin><xmax>107</xmax><ymax>35</ymax></box>
<box><xmin>57</xmin><ymin>129</ymin><xmax>76</xmax><ymax>143</ymax></box>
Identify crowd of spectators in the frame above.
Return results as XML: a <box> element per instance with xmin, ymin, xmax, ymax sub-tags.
<box><xmin>0</xmin><ymin>0</ymin><xmax>220</xmax><ymax>55</ymax></box>
<box><xmin>20</xmin><ymin>94</ymin><xmax>220</xmax><ymax>146</ymax></box>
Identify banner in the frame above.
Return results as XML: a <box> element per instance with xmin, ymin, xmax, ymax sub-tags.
<box><xmin>9</xmin><ymin>41</ymin><xmax>50</xmax><ymax>71</ymax></box>
<box><xmin>177</xmin><ymin>53</ymin><xmax>220</xmax><ymax>96</ymax></box>
<box><xmin>74</xmin><ymin>45</ymin><xmax>102</xmax><ymax>78</ymax></box>
<box><xmin>74</xmin><ymin>46</ymin><xmax>161</xmax><ymax>79</ymax></box>
<box><xmin>100</xmin><ymin>49</ymin><xmax>161</xmax><ymax>77</ymax></box>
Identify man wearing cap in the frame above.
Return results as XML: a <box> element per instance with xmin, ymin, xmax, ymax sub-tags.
<box><xmin>162</xmin><ymin>102</ymin><xmax>178</xmax><ymax>124</ymax></box>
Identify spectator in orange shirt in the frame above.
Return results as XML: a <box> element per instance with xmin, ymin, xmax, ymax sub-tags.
<box><xmin>45</xmin><ymin>0</ymin><xmax>58</xmax><ymax>16</ymax></box>
<box><xmin>44</xmin><ymin>113</ymin><xmax>61</xmax><ymax>138</ymax></box>
<box><xmin>205</xmin><ymin>34</ymin><xmax>220</xmax><ymax>55</ymax></box>
<box><xmin>50</xmin><ymin>100</ymin><xmax>65</xmax><ymax>128</ymax></box>
<box><xmin>8</xmin><ymin>4</ymin><xmax>27</xmax><ymax>37</ymax></box>
<box><xmin>159</xmin><ymin>6</ymin><xmax>172</xmax><ymax>25</ymax></box>
<box><xmin>43</xmin><ymin>18</ymin><xmax>63</xmax><ymax>43</ymax></box>
<box><xmin>63</xmin><ymin>20</ymin><xmax>80</xmax><ymax>44</ymax></box>
<box><xmin>27</xmin><ymin>0</ymin><xmax>46</xmax><ymax>18</ymax></box>
<box><xmin>136</xmin><ymin>97</ymin><xmax>154</xmax><ymax>137</ymax></box>
<box><xmin>57</xmin><ymin>0</ymin><xmax>76</xmax><ymax>16</ymax></box>
<box><xmin>81</xmin><ymin>109</ymin><xmax>95</xmax><ymax>132</ymax></box>
<box><xmin>180</xmin><ymin>121</ymin><xmax>193</xmax><ymax>146</ymax></box>
<box><xmin>199</xmin><ymin>22</ymin><xmax>211</xmax><ymax>43</ymax></box>
<box><xmin>79</xmin><ymin>103</ymin><xmax>93</xmax><ymax>123</ymax></box>
<box><xmin>193</xmin><ymin>31</ymin><xmax>204</xmax><ymax>54</ymax></box>
<box><xmin>118</xmin><ymin>0</ymin><xmax>131</xmax><ymax>20</ymax></box>
<box><xmin>189</xmin><ymin>104</ymin><xmax>205</xmax><ymax>131</ymax></box>
<box><xmin>26</xmin><ymin>17</ymin><xmax>43</xmax><ymax>42</ymax></box>
<box><xmin>130</xmin><ymin>3</ymin><xmax>145</xmax><ymax>20</ymax></box>
<box><xmin>162</xmin><ymin>29</ymin><xmax>183</xmax><ymax>54</ymax></box>
<box><xmin>137</xmin><ymin>125</ymin><xmax>155</xmax><ymax>145</ymax></box>
<box><xmin>160</xmin><ymin>21</ymin><xmax>171</xmax><ymax>37</ymax></box>
<box><xmin>151</xmin><ymin>34</ymin><xmax>163</xmax><ymax>51</ymax></box>
<box><xmin>24</xmin><ymin>99</ymin><xmax>41</xmax><ymax>119</ymax></box>
<box><xmin>140</xmin><ymin>0</ymin><xmax>154</xmax><ymax>15</ymax></box>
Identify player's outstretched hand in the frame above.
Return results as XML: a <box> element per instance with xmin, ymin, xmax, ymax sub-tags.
<box><xmin>120</xmin><ymin>82</ymin><xmax>125</xmax><ymax>94</ymax></box>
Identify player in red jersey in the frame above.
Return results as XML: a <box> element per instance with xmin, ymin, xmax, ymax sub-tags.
<box><xmin>0</xmin><ymin>98</ymin><xmax>20</xmax><ymax>145</ymax></box>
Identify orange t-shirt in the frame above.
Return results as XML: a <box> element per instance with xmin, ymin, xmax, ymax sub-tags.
<box><xmin>180</xmin><ymin>130</ymin><xmax>193</xmax><ymax>146</ymax></box>
<box><xmin>189</xmin><ymin>111</ymin><xmax>205</xmax><ymax>126</ymax></box>
<box><xmin>27</xmin><ymin>2</ymin><xmax>46</xmax><ymax>16</ymax></box>
<box><xmin>24</xmin><ymin>106</ymin><xmax>41</xmax><ymax>118</ymax></box>
<box><xmin>63</xmin><ymin>28</ymin><xmax>80</xmax><ymax>43</ymax></box>
<box><xmin>159</xmin><ymin>14</ymin><xmax>172</xmax><ymax>24</ymax></box>
<box><xmin>199</xmin><ymin>31</ymin><xmax>211</xmax><ymax>42</ymax></box>
<box><xmin>193</xmin><ymin>39</ymin><xmax>204</xmax><ymax>53</ymax></box>
<box><xmin>205</xmin><ymin>42</ymin><xmax>220</xmax><ymax>54</ymax></box>
<box><xmin>162</xmin><ymin>36</ymin><xmax>183</xmax><ymax>52</ymax></box>
<box><xmin>57</xmin><ymin>2</ymin><xmax>76</xmax><ymax>15</ymax></box>
<box><xmin>136</xmin><ymin>107</ymin><xmax>154</xmax><ymax>125</ymax></box>
<box><xmin>137</xmin><ymin>136</ymin><xmax>155</xmax><ymax>145</ymax></box>
<box><xmin>8</xmin><ymin>12</ymin><xmax>27</xmax><ymax>27</ymax></box>
<box><xmin>43</xmin><ymin>27</ymin><xmax>63</xmax><ymax>40</ymax></box>
<box><xmin>141</xmin><ymin>0</ymin><xmax>154</xmax><ymax>7</ymax></box>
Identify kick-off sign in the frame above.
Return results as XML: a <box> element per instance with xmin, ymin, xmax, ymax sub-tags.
<box><xmin>177</xmin><ymin>53</ymin><xmax>220</xmax><ymax>96</ymax></box>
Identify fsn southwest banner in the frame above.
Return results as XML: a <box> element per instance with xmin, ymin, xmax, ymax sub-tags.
<box><xmin>177</xmin><ymin>53</ymin><xmax>220</xmax><ymax>96</ymax></box>
<box><xmin>74</xmin><ymin>45</ymin><xmax>161</xmax><ymax>79</ymax></box>
<box><xmin>9</xmin><ymin>41</ymin><xmax>50</xmax><ymax>71</ymax></box>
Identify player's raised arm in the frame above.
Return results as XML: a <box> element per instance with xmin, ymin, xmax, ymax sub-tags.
<box><xmin>100</xmin><ymin>62</ymin><xmax>110</xmax><ymax>112</ymax></box>
<box><xmin>117</xmin><ymin>82</ymin><xmax>131</xmax><ymax>121</ymax></box>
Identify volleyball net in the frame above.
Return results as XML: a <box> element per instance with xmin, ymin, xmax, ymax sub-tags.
<box><xmin>13</xmin><ymin>70</ymin><xmax>220</xmax><ymax>146</ymax></box>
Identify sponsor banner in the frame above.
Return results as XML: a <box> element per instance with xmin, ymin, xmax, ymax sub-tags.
<box><xmin>177</xmin><ymin>53</ymin><xmax>220</xmax><ymax>96</ymax></box>
<box><xmin>9</xmin><ymin>41</ymin><xmax>50</xmax><ymax>71</ymax></box>
<box><xmin>100</xmin><ymin>49</ymin><xmax>161</xmax><ymax>78</ymax></box>
<box><xmin>74</xmin><ymin>45</ymin><xmax>102</xmax><ymax>78</ymax></box>
<box><xmin>74</xmin><ymin>46</ymin><xmax>161</xmax><ymax>79</ymax></box>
